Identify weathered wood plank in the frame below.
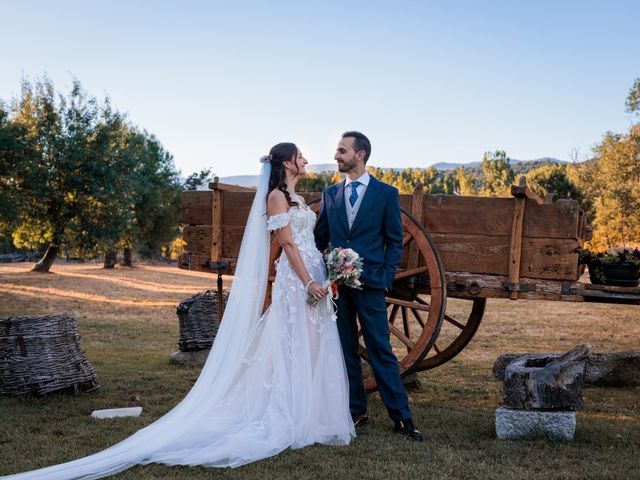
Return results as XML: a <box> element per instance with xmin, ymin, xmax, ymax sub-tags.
<box><xmin>508</xmin><ymin>195</ymin><xmax>526</xmax><ymax>299</ymax></box>
<box><xmin>181</xmin><ymin>191</ymin><xmax>213</xmax><ymax>225</ymax></box>
<box><xmin>220</xmin><ymin>225</ymin><xmax>246</xmax><ymax>259</ymax></box>
<box><xmin>211</xmin><ymin>190</ymin><xmax>223</xmax><ymax>262</ymax></box>
<box><xmin>419</xmin><ymin>195</ymin><xmax>582</xmax><ymax>239</ymax></box>
<box><xmin>221</xmin><ymin>191</ymin><xmax>254</xmax><ymax>226</ymax></box>
<box><xmin>407</xmin><ymin>188</ymin><xmax>424</xmax><ymax>269</ymax></box>
<box><xmin>209</xmin><ymin>180</ymin><xmax>255</xmax><ymax>192</ymax></box>
<box><xmin>511</xmin><ymin>184</ymin><xmax>544</xmax><ymax>204</ymax></box>
<box><xmin>441</xmin><ymin>272</ymin><xmax>640</xmax><ymax>304</ymax></box>
<box><xmin>431</xmin><ymin>234</ymin><xmax>580</xmax><ymax>280</ymax></box>
<box><xmin>182</xmin><ymin>226</ymin><xmax>212</xmax><ymax>256</ymax></box>
<box><xmin>178</xmin><ymin>253</ymin><xmax>212</xmax><ymax>272</ymax></box>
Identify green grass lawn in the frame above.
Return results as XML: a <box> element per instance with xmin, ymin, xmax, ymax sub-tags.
<box><xmin>1</xmin><ymin>263</ymin><xmax>638</xmax><ymax>479</ymax></box>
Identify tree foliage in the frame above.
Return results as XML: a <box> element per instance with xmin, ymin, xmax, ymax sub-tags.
<box><xmin>626</xmin><ymin>77</ymin><xmax>640</xmax><ymax>116</ymax></box>
<box><xmin>0</xmin><ymin>76</ymin><xmax>184</xmax><ymax>270</ymax></box>
<box><xmin>455</xmin><ymin>167</ymin><xmax>478</xmax><ymax>196</ymax></box>
<box><xmin>580</xmin><ymin>126</ymin><xmax>640</xmax><ymax>249</ymax></box>
<box><xmin>183</xmin><ymin>168</ymin><xmax>212</xmax><ymax>191</ymax></box>
<box><xmin>480</xmin><ymin>150</ymin><xmax>515</xmax><ymax>197</ymax></box>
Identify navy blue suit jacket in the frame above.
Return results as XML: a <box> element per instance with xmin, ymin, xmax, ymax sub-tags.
<box><xmin>314</xmin><ymin>177</ymin><xmax>404</xmax><ymax>290</ymax></box>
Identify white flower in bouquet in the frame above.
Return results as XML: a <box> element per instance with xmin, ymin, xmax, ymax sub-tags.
<box><xmin>308</xmin><ymin>246</ymin><xmax>363</xmax><ymax>307</ymax></box>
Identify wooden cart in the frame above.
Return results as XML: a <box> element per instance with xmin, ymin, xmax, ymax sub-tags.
<box><xmin>180</xmin><ymin>178</ymin><xmax>640</xmax><ymax>392</ymax></box>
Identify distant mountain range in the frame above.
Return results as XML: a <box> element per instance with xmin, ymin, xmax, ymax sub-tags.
<box><xmin>190</xmin><ymin>157</ymin><xmax>568</xmax><ymax>188</ymax></box>
<box><xmin>431</xmin><ymin>157</ymin><xmax>566</xmax><ymax>171</ymax></box>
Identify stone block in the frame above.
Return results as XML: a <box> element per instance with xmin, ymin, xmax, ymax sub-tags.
<box><xmin>495</xmin><ymin>407</ymin><xmax>575</xmax><ymax>440</ymax></box>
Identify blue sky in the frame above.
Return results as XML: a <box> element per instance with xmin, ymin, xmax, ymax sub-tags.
<box><xmin>2</xmin><ymin>0</ymin><xmax>639</xmax><ymax>177</ymax></box>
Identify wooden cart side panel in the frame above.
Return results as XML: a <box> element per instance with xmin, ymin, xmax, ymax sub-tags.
<box><xmin>419</xmin><ymin>195</ymin><xmax>581</xmax><ymax>239</ymax></box>
<box><xmin>182</xmin><ymin>190</ymin><xmax>323</xmax><ymax>273</ymax></box>
<box><xmin>221</xmin><ymin>191</ymin><xmax>255</xmax><ymax>226</ymax></box>
<box><xmin>182</xmin><ymin>226</ymin><xmax>212</xmax><ymax>256</ymax></box>
<box><xmin>431</xmin><ymin>234</ymin><xmax>580</xmax><ymax>280</ymax></box>
<box><xmin>181</xmin><ymin>191</ymin><xmax>213</xmax><ymax>225</ymax></box>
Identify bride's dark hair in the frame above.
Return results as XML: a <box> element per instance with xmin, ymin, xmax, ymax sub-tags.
<box><xmin>267</xmin><ymin>142</ymin><xmax>299</xmax><ymax>208</ymax></box>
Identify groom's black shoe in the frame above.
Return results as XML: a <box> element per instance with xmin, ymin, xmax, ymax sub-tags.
<box><xmin>394</xmin><ymin>418</ymin><xmax>423</xmax><ymax>442</ymax></box>
<box><xmin>351</xmin><ymin>413</ymin><xmax>369</xmax><ymax>428</ymax></box>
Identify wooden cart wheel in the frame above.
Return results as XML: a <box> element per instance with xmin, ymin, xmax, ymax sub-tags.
<box><xmin>266</xmin><ymin>202</ymin><xmax>447</xmax><ymax>393</ymax></box>
<box><xmin>416</xmin><ymin>297</ymin><xmax>485</xmax><ymax>370</ymax></box>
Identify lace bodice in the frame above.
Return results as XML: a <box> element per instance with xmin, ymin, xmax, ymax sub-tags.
<box><xmin>267</xmin><ymin>197</ymin><xmax>318</xmax><ymax>257</ymax></box>
<box><xmin>267</xmin><ymin>195</ymin><xmax>328</xmax><ymax>316</ymax></box>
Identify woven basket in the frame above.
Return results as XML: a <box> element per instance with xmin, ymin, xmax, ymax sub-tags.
<box><xmin>0</xmin><ymin>314</ymin><xmax>99</xmax><ymax>396</ymax></box>
<box><xmin>177</xmin><ymin>289</ymin><xmax>227</xmax><ymax>351</ymax></box>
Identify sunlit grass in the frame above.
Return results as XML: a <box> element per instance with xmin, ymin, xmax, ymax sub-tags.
<box><xmin>0</xmin><ymin>262</ymin><xmax>638</xmax><ymax>479</ymax></box>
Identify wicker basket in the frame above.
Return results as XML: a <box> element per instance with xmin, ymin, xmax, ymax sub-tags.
<box><xmin>177</xmin><ymin>289</ymin><xmax>227</xmax><ymax>351</ymax></box>
<box><xmin>0</xmin><ymin>314</ymin><xmax>99</xmax><ymax>396</ymax></box>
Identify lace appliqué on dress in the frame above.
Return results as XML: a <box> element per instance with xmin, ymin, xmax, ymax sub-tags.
<box><xmin>267</xmin><ymin>212</ymin><xmax>290</xmax><ymax>231</ymax></box>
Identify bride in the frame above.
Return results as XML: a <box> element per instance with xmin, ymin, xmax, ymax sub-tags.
<box><xmin>5</xmin><ymin>142</ymin><xmax>355</xmax><ymax>479</ymax></box>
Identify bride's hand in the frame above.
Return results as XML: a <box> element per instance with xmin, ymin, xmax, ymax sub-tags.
<box><xmin>307</xmin><ymin>282</ymin><xmax>328</xmax><ymax>301</ymax></box>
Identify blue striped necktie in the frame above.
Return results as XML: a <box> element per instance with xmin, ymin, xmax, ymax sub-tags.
<box><xmin>349</xmin><ymin>181</ymin><xmax>360</xmax><ymax>207</ymax></box>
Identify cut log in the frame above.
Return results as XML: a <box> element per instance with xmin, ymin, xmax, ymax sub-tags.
<box><xmin>502</xmin><ymin>345</ymin><xmax>591</xmax><ymax>410</ymax></box>
<box><xmin>494</xmin><ymin>350</ymin><xmax>640</xmax><ymax>387</ymax></box>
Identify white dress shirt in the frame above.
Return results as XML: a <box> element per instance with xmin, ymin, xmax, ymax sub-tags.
<box><xmin>345</xmin><ymin>172</ymin><xmax>370</xmax><ymax>229</ymax></box>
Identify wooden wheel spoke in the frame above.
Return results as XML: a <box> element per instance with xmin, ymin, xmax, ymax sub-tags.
<box><xmin>387</xmin><ymin>304</ymin><xmax>400</xmax><ymax>323</ymax></box>
<box><xmin>358</xmin><ymin>344</ymin><xmax>370</xmax><ymax>362</ymax></box>
<box><xmin>385</xmin><ymin>297</ymin><xmax>430</xmax><ymax>311</ymax></box>
<box><xmin>414</xmin><ymin>296</ymin><xmax>430</xmax><ymax>306</ymax></box>
<box><xmin>395</xmin><ymin>266</ymin><xmax>429</xmax><ymax>280</ymax></box>
<box><xmin>444</xmin><ymin>314</ymin><xmax>465</xmax><ymax>330</ymax></box>
<box><xmin>401</xmin><ymin>307</ymin><xmax>411</xmax><ymax>343</ymax></box>
<box><xmin>402</xmin><ymin>233</ymin><xmax>413</xmax><ymax>246</ymax></box>
<box><xmin>410</xmin><ymin>308</ymin><xmax>426</xmax><ymax>328</ymax></box>
<box><xmin>388</xmin><ymin>323</ymin><xmax>415</xmax><ymax>349</ymax></box>
<box><xmin>418</xmin><ymin>298</ymin><xmax>486</xmax><ymax>371</ymax></box>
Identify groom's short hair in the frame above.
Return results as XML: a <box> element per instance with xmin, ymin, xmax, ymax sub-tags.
<box><xmin>342</xmin><ymin>131</ymin><xmax>371</xmax><ymax>163</ymax></box>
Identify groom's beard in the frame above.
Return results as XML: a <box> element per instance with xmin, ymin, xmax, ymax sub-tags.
<box><xmin>337</xmin><ymin>157</ymin><xmax>357</xmax><ymax>173</ymax></box>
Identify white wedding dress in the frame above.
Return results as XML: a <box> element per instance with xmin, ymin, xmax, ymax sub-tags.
<box><xmin>5</xmin><ymin>166</ymin><xmax>354</xmax><ymax>479</ymax></box>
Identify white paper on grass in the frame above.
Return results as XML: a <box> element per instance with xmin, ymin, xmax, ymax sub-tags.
<box><xmin>91</xmin><ymin>407</ymin><xmax>143</xmax><ymax>419</ymax></box>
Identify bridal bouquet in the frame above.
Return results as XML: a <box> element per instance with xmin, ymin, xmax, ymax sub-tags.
<box><xmin>308</xmin><ymin>247</ymin><xmax>363</xmax><ymax>306</ymax></box>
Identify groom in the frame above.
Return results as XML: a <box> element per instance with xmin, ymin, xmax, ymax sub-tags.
<box><xmin>314</xmin><ymin>131</ymin><xmax>422</xmax><ymax>441</ymax></box>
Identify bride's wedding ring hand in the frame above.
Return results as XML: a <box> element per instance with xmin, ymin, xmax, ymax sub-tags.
<box><xmin>307</xmin><ymin>282</ymin><xmax>328</xmax><ymax>300</ymax></box>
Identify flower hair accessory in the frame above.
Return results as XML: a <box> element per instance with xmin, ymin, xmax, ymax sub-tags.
<box><xmin>260</xmin><ymin>155</ymin><xmax>271</xmax><ymax>164</ymax></box>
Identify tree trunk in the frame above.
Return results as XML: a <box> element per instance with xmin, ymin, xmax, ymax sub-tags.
<box><xmin>32</xmin><ymin>245</ymin><xmax>59</xmax><ymax>272</ymax></box>
<box><xmin>122</xmin><ymin>247</ymin><xmax>133</xmax><ymax>267</ymax></box>
<box><xmin>104</xmin><ymin>249</ymin><xmax>118</xmax><ymax>269</ymax></box>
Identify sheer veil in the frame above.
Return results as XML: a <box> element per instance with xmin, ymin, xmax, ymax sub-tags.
<box><xmin>6</xmin><ymin>161</ymin><xmax>274</xmax><ymax>479</ymax></box>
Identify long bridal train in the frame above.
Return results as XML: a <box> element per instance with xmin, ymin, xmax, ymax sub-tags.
<box><xmin>5</xmin><ymin>162</ymin><xmax>354</xmax><ymax>480</ymax></box>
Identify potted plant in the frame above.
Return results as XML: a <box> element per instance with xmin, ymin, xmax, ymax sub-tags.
<box><xmin>579</xmin><ymin>247</ymin><xmax>640</xmax><ymax>287</ymax></box>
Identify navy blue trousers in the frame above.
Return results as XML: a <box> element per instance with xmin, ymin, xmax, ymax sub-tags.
<box><xmin>335</xmin><ymin>285</ymin><xmax>411</xmax><ymax>421</ymax></box>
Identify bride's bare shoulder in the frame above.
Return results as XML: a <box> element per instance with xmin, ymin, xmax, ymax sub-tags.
<box><xmin>267</xmin><ymin>189</ymin><xmax>288</xmax><ymax>215</ymax></box>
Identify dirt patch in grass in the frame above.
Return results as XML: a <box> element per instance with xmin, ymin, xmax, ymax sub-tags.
<box><xmin>1</xmin><ymin>262</ymin><xmax>638</xmax><ymax>479</ymax></box>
